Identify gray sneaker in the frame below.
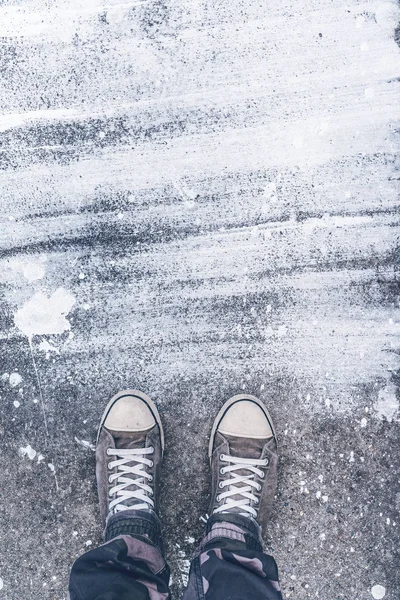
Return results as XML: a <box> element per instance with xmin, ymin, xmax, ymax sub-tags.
<box><xmin>96</xmin><ymin>390</ymin><xmax>164</xmax><ymax>529</ymax></box>
<box><xmin>208</xmin><ymin>394</ymin><xmax>278</xmax><ymax>529</ymax></box>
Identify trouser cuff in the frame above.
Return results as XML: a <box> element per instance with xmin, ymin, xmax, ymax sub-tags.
<box><xmin>104</xmin><ymin>509</ymin><xmax>164</xmax><ymax>550</ymax></box>
<box><xmin>201</xmin><ymin>513</ymin><xmax>263</xmax><ymax>552</ymax></box>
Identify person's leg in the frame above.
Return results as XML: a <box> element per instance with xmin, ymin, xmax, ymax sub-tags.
<box><xmin>68</xmin><ymin>390</ymin><xmax>171</xmax><ymax>600</ymax></box>
<box><xmin>182</xmin><ymin>514</ymin><xmax>281</xmax><ymax>600</ymax></box>
<box><xmin>69</xmin><ymin>510</ymin><xmax>170</xmax><ymax>600</ymax></box>
<box><xmin>183</xmin><ymin>394</ymin><xmax>281</xmax><ymax>600</ymax></box>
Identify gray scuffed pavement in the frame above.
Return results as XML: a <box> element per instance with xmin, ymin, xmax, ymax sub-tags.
<box><xmin>0</xmin><ymin>0</ymin><xmax>400</xmax><ymax>598</ymax></box>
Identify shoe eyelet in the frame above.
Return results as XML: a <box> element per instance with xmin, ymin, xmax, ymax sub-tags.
<box><xmin>257</xmin><ymin>484</ymin><xmax>262</xmax><ymax>492</ymax></box>
<box><xmin>148</xmin><ymin>446</ymin><xmax>154</xmax><ymax>453</ymax></box>
<box><xmin>108</xmin><ymin>463</ymin><xmax>113</xmax><ymax>469</ymax></box>
<box><xmin>254</xmin><ymin>498</ymin><xmax>259</xmax><ymax>505</ymax></box>
<box><xmin>106</xmin><ymin>448</ymin><xmax>112</xmax><ymax>456</ymax></box>
<box><xmin>220</xmin><ymin>468</ymin><xmax>225</xmax><ymax>474</ymax></box>
<box><xmin>109</xmin><ymin>490</ymin><xmax>113</xmax><ymax>497</ymax></box>
<box><xmin>149</xmin><ymin>460</ymin><xmax>154</xmax><ymax>467</ymax></box>
<box><xmin>148</xmin><ymin>475</ymin><xmax>153</xmax><ymax>482</ymax></box>
<box><xmin>216</xmin><ymin>495</ymin><xmax>221</xmax><ymax>502</ymax></box>
<box><xmin>260</xmin><ymin>471</ymin><xmax>265</xmax><ymax>479</ymax></box>
<box><xmin>220</xmin><ymin>454</ymin><xmax>225</xmax><ymax>462</ymax></box>
<box><xmin>265</xmin><ymin>458</ymin><xmax>269</xmax><ymax>466</ymax></box>
<box><xmin>109</xmin><ymin>476</ymin><xmax>113</xmax><ymax>483</ymax></box>
<box><xmin>219</xmin><ymin>481</ymin><xmax>224</xmax><ymax>489</ymax></box>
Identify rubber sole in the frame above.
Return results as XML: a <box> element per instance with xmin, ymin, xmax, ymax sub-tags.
<box><xmin>208</xmin><ymin>393</ymin><xmax>277</xmax><ymax>461</ymax></box>
<box><xmin>97</xmin><ymin>389</ymin><xmax>165</xmax><ymax>453</ymax></box>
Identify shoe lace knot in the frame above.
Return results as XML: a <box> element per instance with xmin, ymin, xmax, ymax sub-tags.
<box><xmin>107</xmin><ymin>446</ymin><xmax>154</xmax><ymax>514</ymax></box>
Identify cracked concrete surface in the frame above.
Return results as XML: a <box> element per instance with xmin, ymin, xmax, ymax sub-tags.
<box><xmin>0</xmin><ymin>0</ymin><xmax>400</xmax><ymax>598</ymax></box>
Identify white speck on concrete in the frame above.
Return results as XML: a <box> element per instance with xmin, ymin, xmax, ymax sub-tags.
<box><xmin>13</xmin><ymin>400</ymin><xmax>20</xmax><ymax>408</ymax></box>
<box><xmin>14</xmin><ymin>288</ymin><xmax>75</xmax><ymax>337</ymax></box>
<box><xmin>9</xmin><ymin>372</ymin><xmax>22</xmax><ymax>387</ymax></box>
<box><xmin>360</xmin><ymin>417</ymin><xmax>367</xmax><ymax>428</ymax></box>
<box><xmin>374</xmin><ymin>384</ymin><xmax>399</xmax><ymax>422</ymax></box>
<box><xmin>38</xmin><ymin>340</ymin><xmax>60</xmax><ymax>356</ymax></box>
<box><xmin>0</xmin><ymin>578</ymin><xmax>3</xmax><ymax>590</ymax></box>
<box><xmin>74</xmin><ymin>437</ymin><xmax>95</xmax><ymax>451</ymax></box>
<box><xmin>19</xmin><ymin>445</ymin><xmax>37</xmax><ymax>460</ymax></box>
<box><xmin>371</xmin><ymin>584</ymin><xmax>386</xmax><ymax>599</ymax></box>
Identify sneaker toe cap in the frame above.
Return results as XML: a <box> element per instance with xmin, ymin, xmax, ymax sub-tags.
<box><xmin>104</xmin><ymin>393</ymin><xmax>156</xmax><ymax>432</ymax></box>
<box><xmin>218</xmin><ymin>398</ymin><xmax>273</xmax><ymax>439</ymax></box>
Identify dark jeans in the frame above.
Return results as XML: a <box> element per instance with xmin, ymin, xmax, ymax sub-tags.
<box><xmin>69</xmin><ymin>510</ymin><xmax>282</xmax><ymax>600</ymax></box>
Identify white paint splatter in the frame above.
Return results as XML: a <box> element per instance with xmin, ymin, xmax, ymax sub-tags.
<box><xmin>371</xmin><ymin>584</ymin><xmax>386</xmax><ymax>599</ymax></box>
<box><xmin>374</xmin><ymin>384</ymin><xmax>399</xmax><ymax>422</ymax></box>
<box><xmin>38</xmin><ymin>340</ymin><xmax>60</xmax><ymax>356</ymax></box>
<box><xmin>19</xmin><ymin>445</ymin><xmax>37</xmax><ymax>460</ymax></box>
<box><xmin>375</xmin><ymin>1</ymin><xmax>400</xmax><ymax>32</ymax></box>
<box><xmin>48</xmin><ymin>461</ymin><xmax>59</xmax><ymax>491</ymax></box>
<box><xmin>9</xmin><ymin>372</ymin><xmax>22</xmax><ymax>387</ymax></box>
<box><xmin>74</xmin><ymin>437</ymin><xmax>95</xmax><ymax>451</ymax></box>
<box><xmin>14</xmin><ymin>288</ymin><xmax>75</xmax><ymax>337</ymax></box>
<box><xmin>9</xmin><ymin>256</ymin><xmax>46</xmax><ymax>282</ymax></box>
<box><xmin>186</xmin><ymin>537</ymin><xmax>195</xmax><ymax>544</ymax></box>
<box><xmin>13</xmin><ymin>400</ymin><xmax>20</xmax><ymax>408</ymax></box>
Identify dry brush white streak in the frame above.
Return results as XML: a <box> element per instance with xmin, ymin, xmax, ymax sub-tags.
<box><xmin>0</xmin><ymin>0</ymin><xmax>399</xmax><ymax>416</ymax></box>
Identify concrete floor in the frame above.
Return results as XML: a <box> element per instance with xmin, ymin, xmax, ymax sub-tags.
<box><xmin>0</xmin><ymin>1</ymin><xmax>400</xmax><ymax>598</ymax></box>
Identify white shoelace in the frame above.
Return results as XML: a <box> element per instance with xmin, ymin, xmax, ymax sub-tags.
<box><xmin>107</xmin><ymin>446</ymin><xmax>154</xmax><ymax>514</ymax></box>
<box><xmin>213</xmin><ymin>453</ymin><xmax>269</xmax><ymax>518</ymax></box>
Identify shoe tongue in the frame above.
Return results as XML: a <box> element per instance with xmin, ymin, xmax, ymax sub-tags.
<box><xmin>225</xmin><ymin>434</ymin><xmax>268</xmax><ymax>459</ymax></box>
<box><xmin>105</xmin><ymin>428</ymin><xmax>147</xmax><ymax>450</ymax></box>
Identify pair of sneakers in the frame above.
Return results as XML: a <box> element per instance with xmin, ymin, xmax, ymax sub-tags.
<box><xmin>96</xmin><ymin>390</ymin><xmax>278</xmax><ymax>534</ymax></box>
